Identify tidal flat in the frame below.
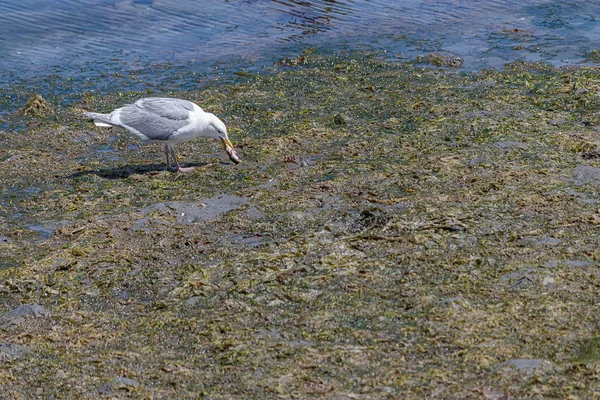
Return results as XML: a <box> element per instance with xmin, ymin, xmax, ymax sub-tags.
<box><xmin>2</xmin><ymin>53</ymin><xmax>600</xmax><ymax>398</ymax></box>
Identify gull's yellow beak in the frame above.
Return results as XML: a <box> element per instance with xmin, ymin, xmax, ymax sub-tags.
<box><xmin>220</xmin><ymin>137</ymin><xmax>235</xmax><ymax>150</ymax></box>
<box><xmin>220</xmin><ymin>137</ymin><xmax>241</xmax><ymax>164</ymax></box>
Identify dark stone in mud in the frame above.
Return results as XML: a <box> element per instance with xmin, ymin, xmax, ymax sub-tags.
<box><xmin>141</xmin><ymin>194</ymin><xmax>248</xmax><ymax>224</ymax></box>
<box><xmin>572</xmin><ymin>166</ymin><xmax>600</xmax><ymax>185</ymax></box>
<box><xmin>333</xmin><ymin>114</ymin><xmax>347</xmax><ymax>127</ymax></box>
<box><xmin>495</xmin><ymin>359</ymin><xmax>553</xmax><ymax>374</ymax></box>
<box><xmin>0</xmin><ymin>343</ymin><xmax>32</xmax><ymax>362</ymax></box>
<box><xmin>3</xmin><ymin>304</ymin><xmax>50</xmax><ymax>319</ymax></box>
<box><xmin>97</xmin><ymin>377</ymin><xmax>140</xmax><ymax>395</ymax></box>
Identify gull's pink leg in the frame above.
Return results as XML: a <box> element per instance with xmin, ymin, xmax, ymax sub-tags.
<box><xmin>168</xmin><ymin>145</ymin><xmax>194</xmax><ymax>173</ymax></box>
<box><xmin>164</xmin><ymin>145</ymin><xmax>172</xmax><ymax>170</ymax></box>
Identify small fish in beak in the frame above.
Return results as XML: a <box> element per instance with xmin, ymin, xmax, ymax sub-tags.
<box><xmin>220</xmin><ymin>137</ymin><xmax>241</xmax><ymax>164</ymax></box>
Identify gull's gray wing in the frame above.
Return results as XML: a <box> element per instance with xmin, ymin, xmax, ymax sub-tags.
<box><xmin>117</xmin><ymin>98</ymin><xmax>196</xmax><ymax>141</ymax></box>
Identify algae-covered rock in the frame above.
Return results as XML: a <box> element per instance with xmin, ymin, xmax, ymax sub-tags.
<box><xmin>18</xmin><ymin>95</ymin><xmax>53</xmax><ymax>117</ymax></box>
<box><xmin>422</xmin><ymin>52</ymin><xmax>464</xmax><ymax>68</ymax></box>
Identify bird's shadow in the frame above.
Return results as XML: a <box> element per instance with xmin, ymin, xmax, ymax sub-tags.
<box><xmin>68</xmin><ymin>161</ymin><xmax>213</xmax><ymax>179</ymax></box>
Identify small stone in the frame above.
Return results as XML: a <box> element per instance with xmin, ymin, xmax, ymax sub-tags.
<box><xmin>333</xmin><ymin>114</ymin><xmax>347</xmax><ymax>127</ymax></box>
<box><xmin>542</xmin><ymin>276</ymin><xmax>556</xmax><ymax>286</ymax></box>
<box><xmin>548</xmin><ymin>119</ymin><xmax>565</xmax><ymax>126</ymax></box>
<box><xmin>517</xmin><ymin>236</ymin><xmax>561</xmax><ymax>247</ymax></box>
<box><xmin>0</xmin><ymin>236</ymin><xmax>12</xmax><ymax>243</ymax></box>
<box><xmin>573</xmin><ymin>166</ymin><xmax>600</xmax><ymax>185</ymax></box>
<box><xmin>3</xmin><ymin>304</ymin><xmax>50</xmax><ymax>319</ymax></box>
<box><xmin>184</xmin><ymin>296</ymin><xmax>202</xmax><ymax>306</ymax></box>
<box><xmin>544</xmin><ymin>260</ymin><xmax>591</xmax><ymax>269</ymax></box>
<box><xmin>423</xmin><ymin>52</ymin><xmax>464</xmax><ymax>68</ymax></box>
<box><xmin>18</xmin><ymin>95</ymin><xmax>52</xmax><ymax>117</ymax></box>
<box><xmin>496</xmin><ymin>358</ymin><xmax>552</xmax><ymax>374</ymax></box>
<box><xmin>97</xmin><ymin>377</ymin><xmax>140</xmax><ymax>395</ymax></box>
<box><xmin>0</xmin><ymin>343</ymin><xmax>32</xmax><ymax>361</ymax></box>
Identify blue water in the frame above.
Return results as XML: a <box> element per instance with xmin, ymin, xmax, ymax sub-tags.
<box><xmin>0</xmin><ymin>0</ymin><xmax>599</xmax><ymax>109</ymax></box>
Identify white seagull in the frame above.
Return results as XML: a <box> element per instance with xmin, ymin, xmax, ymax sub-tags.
<box><xmin>84</xmin><ymin>97</ymin><xmax>240</xmax><ymax>172</ymax></box>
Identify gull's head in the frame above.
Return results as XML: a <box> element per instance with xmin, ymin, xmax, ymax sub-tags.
<box><xmin>207</xmin><ymin>113</ymin><xmax>241</xmax><ymax>164</ymax></box>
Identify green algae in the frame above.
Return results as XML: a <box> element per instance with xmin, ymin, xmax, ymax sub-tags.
<box><xmin>1</xmin><ymin>54</ymin><xmax>600</xmax><ymax>398</ymax></box>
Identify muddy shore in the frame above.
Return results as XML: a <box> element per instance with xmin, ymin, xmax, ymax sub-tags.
<box><xmin>2</xmin><ymin>53</ymin><xmax>600</xmax><ymax>398</ymax></box>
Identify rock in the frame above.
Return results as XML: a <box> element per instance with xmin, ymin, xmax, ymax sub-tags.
<box><xmin>142</xmin><ymin>195</ymin><xmax>248</xmax><ymax>225</ymax></box>
<box><xmin>495</xmin><ymin>358</ymin><xmax>553</xmax><ymax>374</ymax></box>
<box><xmin>333</xmin><ymin>114</ymin><xmax>347</xmax><ymax>127</ymax></box>
<box><xmin>423</xmin><ymin>52</ymin><xmax>464</xmax><ymax>68</ymax></box>
<box><xmin>435</xmin><ymin>297</ymin><xmax>470</xmax><ymax>310</ymax></box>
<box><xmin>245</xmin><ymin>206</ymin><xmax>265</xmax><ymax>221</ymax></box>
<box><xmin>184</xmin><ymin>296</ymin><xmax>202</xmax><ymax>306</ymax></box>
<box><xmin>541</xmin><ymin>276</ymin><xmax>555</xmax><ymax>286</ymax></box>
<box><xmin>481</xmin><ymin>386</ymin><xmax>511</xmax><ymax>400</ymax></box>
<box><xmin>382</xmin><ymin>117</ymin><xmax>402</xmax><ymax>129</ymax></box>
<box><xmin>3</xmin><ymin>304</ymin><xmax>50</xmax><ymax>318</ymax></box>
<box><xmin>498</xmin><ymin>268</ymin><xmax>539</xmax><ymax>290</ymax></box>
<box><xmin>0</xmin><ymin>304</ymin><xmax>50</xmax><ymax>329</ymax></box>
<box><xmin>97</xmin><ymin>377</ymin><xmax>140</xmax><ymax>395</ymax></box>
<box><xmin>18</xmin><ymin>95</ymin><xmax>52</xmax><ymax>117</ymax></box>
<box><xmin>548</xmin><ymin>119</ymin><xmax>565</xmax><ymax>127</ymax></box>
<box><xmin>0</xmin><ymin>343</ymin><xmax>32</xmax><ymax>361</ymax></box>
<box><xmin>573</xmin><ymin>166</ymin><xmax>600</xmax><ymax>185</ymax></box>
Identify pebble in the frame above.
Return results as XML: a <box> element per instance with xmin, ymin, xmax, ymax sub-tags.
<box><xmin>0</xmin><ymin>343</ymin><xmax>32</xmax><ymax>361</ymax></box>
<box><xmin>3</xmin><ymin>304</ymin><xmax>50</xmax><ymax>319</ymax></box>
<box><xmin>572</xmin><ymin>165</ymin><xmax>600</xmax><ymax>185</ymax></box>
<box><xmin>97</xmin><ymin>377</ymin><xmax>140</xmax><ymax>395</ymax></box>
<box><xmin>495</xmin><ymin>358</ymin><xmax>553</xmax><ymax>374</ymax></box>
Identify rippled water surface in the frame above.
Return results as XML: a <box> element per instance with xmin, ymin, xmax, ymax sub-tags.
<box><xmin>1</xmin><ymin>0</ymin><xmax>599</xmax><ymax>98</ymax></box>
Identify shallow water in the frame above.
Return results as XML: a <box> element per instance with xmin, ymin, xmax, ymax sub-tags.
<box><xmin>1</xmin><ymin>0</ymin><xmax>598</xmax><ymax>95</ymax></box>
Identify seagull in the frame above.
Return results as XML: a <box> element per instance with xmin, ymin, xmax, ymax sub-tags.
<box><xmin>84</xmin><ymin>97</ymin><xmax>240</xmax><ymax>172</ymax></box>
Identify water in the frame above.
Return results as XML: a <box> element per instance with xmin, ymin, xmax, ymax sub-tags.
<box><xmin>0</xmin><ymin>0</ymin><xmax>599</xmax><ymax>109</ymax></box>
